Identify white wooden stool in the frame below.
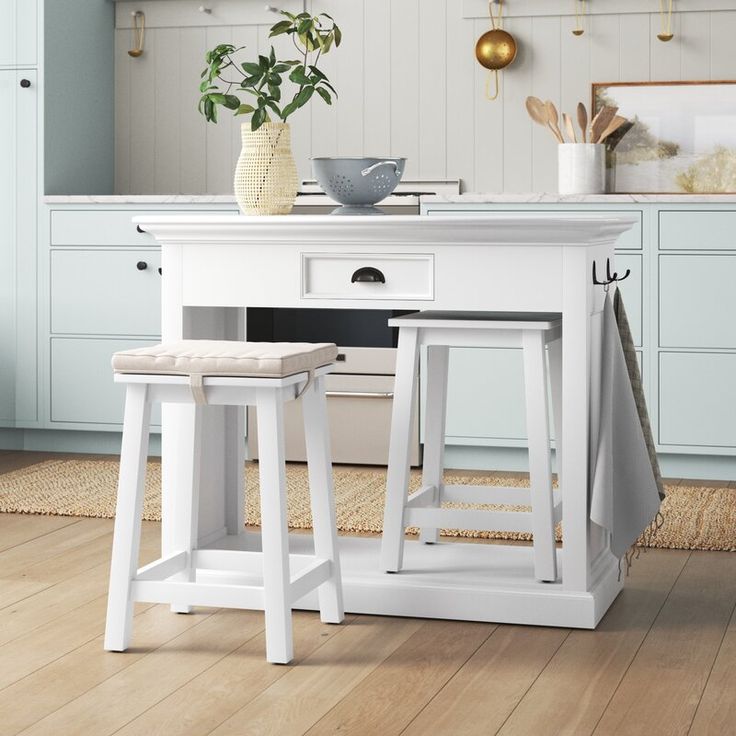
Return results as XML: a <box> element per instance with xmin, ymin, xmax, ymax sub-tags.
<box><xmin>104</xmin><ymin>340</ymin><xmax>344</xmax><ymax>664</ymax></box>
<box><xmin>380</xmin><ymin>312</ymin><xmax>563</xmax><ymax>582</ymax></box>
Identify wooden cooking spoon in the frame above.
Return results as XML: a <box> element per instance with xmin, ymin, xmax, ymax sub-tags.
<box><xmin>525</xmin><ymin>96</ymin><xmax>548</xmax><ymax>127</ymax></box>
<box><xmin>577</xmin><ymin>102</ymin><xmax>588</xmax><ymax>143</ymax></box>
<box><xmin>545</xmin><ymin>100</ymin><xmax>565</xmax><ymax>143</ymax></box>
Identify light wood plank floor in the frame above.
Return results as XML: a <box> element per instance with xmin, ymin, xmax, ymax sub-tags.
<box><xmin>0</xmin><ymin>451</ymin><xmax>735</xmax><ymax>735</ymax></box>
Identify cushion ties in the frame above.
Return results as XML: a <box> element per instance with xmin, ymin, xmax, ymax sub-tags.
<box><xmin>189</xmin><ymin>373</ymin><xmax>208</xmax><ymax>405</ymax></box>
<box><xmin>294</xmin><ymin>369</ymin><xmax>315</xmax><ymax>400</ymax></box>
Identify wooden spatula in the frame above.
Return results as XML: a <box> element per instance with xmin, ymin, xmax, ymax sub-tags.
<box><xmin>562</xmin><ymin>112</ymin><xmax>577</xmax><ymax>143</ymax></box>
<box><xmin>597</xmin><ymin>115</ymin><xmax>628</xmax><ymax>144</ymax></box>
<box><xmin>590</xmin><ymin>105</ymin><xmax>619</xmax><ymax>143</ymax></box>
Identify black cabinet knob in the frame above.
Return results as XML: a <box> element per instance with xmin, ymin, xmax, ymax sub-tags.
<box><xmin>136</xmin><ymin>261</ymin><xmax>148</xmax><ymax>271</ymax></box>
<box><xmin>351</xmin><ymin>266</ymin><xmax>386</xmax><ymax>284</ymax></box>
<box><xmin>19</xmin><ymin>78</ymin><xmax>31</xmax><ymax>88</ymax></box>
<box><xmin>158</xmin><ymin>267</ymin><xmax>162</xmax><ymax>275</ymax></box>
<box><xmin>136</xmin><ymin>225</ymin><xmax>146</xmax><ymax>233</ymax></box>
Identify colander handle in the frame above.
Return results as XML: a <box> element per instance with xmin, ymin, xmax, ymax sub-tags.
<box><xmin>360</xmin><ymin>160</ymin><xmax>402</xmax><ymax>177</ymax></box>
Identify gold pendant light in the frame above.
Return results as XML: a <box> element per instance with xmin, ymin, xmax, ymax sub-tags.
<box><xmin>572</xmin><ymin>0</ymin><xmax>587</xmax><ymax>36</ymax></box>
<box><xmin>658</xmin><ymin>0</ymin><xmax>674</xmax><ymax>42</ymax></box>
<box><xmin>475</xmin><ymin>0</ymin><xmax>517</xmax><ymax>101</ymax></box>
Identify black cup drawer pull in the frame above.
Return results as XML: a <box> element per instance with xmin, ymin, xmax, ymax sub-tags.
<box><xmin>136</xmin><ymin>261</ymin><xmax>148</xmax><ymax>271</ymax></box>
<box><xmin>351</xmin><ymin>266</ymin><xmax>386</xmax><ymax>284</ymax></box>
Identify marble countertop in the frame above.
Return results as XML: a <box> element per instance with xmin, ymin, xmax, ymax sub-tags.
<box><xmin>44</xmin><ymin>192</ymin><xmax>736</xmax><ymax>205</ymax></box>
<box><xmin>422</xmin><ymin>193</ymin><xmax>736</xmax><ymax>203</ymax></box>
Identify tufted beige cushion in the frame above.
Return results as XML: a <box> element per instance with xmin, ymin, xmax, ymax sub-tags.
<box><xmin>111</xmin><ymin>340</ymin><xmax>338</xmax><ymax>378</ymax></box>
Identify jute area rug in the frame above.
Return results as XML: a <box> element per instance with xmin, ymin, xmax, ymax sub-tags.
<box><xmin>0</xmin><ymin>458</ymin><xmax>734</xmax><ymax>551</ymax></box>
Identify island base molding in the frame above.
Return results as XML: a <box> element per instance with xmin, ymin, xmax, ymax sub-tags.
<box><xmin>204</xmin><ymin>532</ymin><xmax>624</xmax><ymax>629</ymax></box>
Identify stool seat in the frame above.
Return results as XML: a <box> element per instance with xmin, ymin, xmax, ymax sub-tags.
<box><xmin>111</xmin><ymin>339</ymin><xmax>338</xmax><ymax>378</ymax></box>
<box><xmin>389</xmin><ymin>311</ymin><xmax>562</xmax><ymax>331</ymax></box>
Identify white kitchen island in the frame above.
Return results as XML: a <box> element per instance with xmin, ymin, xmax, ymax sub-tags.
<box><xmin>136</xmin><ymin>213</ymin><xmax>637</xmax><ymax>629</ymax></box>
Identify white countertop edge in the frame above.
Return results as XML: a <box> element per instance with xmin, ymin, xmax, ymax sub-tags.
<box><xmin>42</xmin><ymin>193</ymin><xmax>420</xmax><ymax>206</ymax></box>
<box><xmin>422</xmin><ymin>193</ymin><xmax>736</xmax><ymax>203</ymax></box>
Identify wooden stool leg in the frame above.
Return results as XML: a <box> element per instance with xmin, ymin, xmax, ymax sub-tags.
<box><xmin>105</xmin><ymin>383</ymin><xmax>151</xmax><ymax>651</ymax></box>
<box><xmin>302</xmin><ymin>375</ymin><xmax>344</xmax><ymax>624</ymax></box>
<box><xmin>522</xmin><ymin>331</ymin><xmax>558</xmax><ymax>583</ymax></box>
<box><xmin>256</xmin><ymin>388</ymin><xmax>293</xmax><ymax>664</ymax></box>
<box><xmin>548</xmin><ymin>337</ymin><xmax>563</xmax><ymax>491</ymax></box>
<box><xmin>380</xmin><ymin>326</ymin><xmax>420</xmax><ymax>573</ymax></box>
<box><xmin>170</xmin><ymin>403</ymin><xmax>203</xmax><ymax>614</ymax></box>
<box><xmin>420</xmin><ymin>345</ymin><xmax>450</xmax><ymax>544</ymax></box>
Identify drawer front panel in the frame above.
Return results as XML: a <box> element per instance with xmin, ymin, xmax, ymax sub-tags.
<box><xmin>50</xmin><ymin>209</ymin><xmax>234</xmax><ymax>247</ymax></box>
<box><xmin>51</xmin><ymin>250</ymin><xmax>161</xmax><ymax>336</ymax></box>
<box><xmin>615</xmin><ymin>254</ymin><xmax>643</xmax><ymax>347</ymax></box>
<box><xmin>659</xmin><ymin>255</ymin><xmax>736</xmax><ymax>349</ymax></box>
<box><xmin>301</xmin><ymin>253</ymin><xmax>434</xmax><ymax>301</ymax></box>
<box><xmin>425</xmin><ymin>207</ymin><xmax>643</xmax><ymax>250</ymax></box>
<box><xmin>660</xmin><ymin>211</ymin><xmax>736</xmax><ymax>250</ymax></box>
<box><xmin>659</xmin><ymin>352</ymin><xmax>736</xmax><ymax>448</ymax></box>
<box><xmin>51</xmin><ymin>338</ymin><xmax>161</xmax><ymax>426</ymax></box>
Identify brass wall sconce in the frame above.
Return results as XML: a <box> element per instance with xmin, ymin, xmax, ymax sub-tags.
<box><xmin>475</xmin><ymin>0</ymin><xmax>517</xmax><ymax>101</ymax></box>
<box><xmin>128</xmin><ymin>11</ymin><xmax>145</xmax><ymax>58</ymax></box>
<box><xmin>658</xmin><ymin>0</ymin><xmax>674</xmax><ymax>42</ymax></box>
<box><xmin>572</xmin><ymin>0</ymin><xmax>587</xmax><ymax>36</ymax></box>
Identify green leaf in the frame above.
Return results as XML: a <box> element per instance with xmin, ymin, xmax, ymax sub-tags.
<box><xmin>308</xmin><ymin>65</ymin><xmax>327</xmax><ymax>81</ymax></box>
<box><xmin>297</xmin><ymin>18</ymin><xmax>313</xmax><ymax>34</ymax></box>
<box><xmin>295</xmin><ymin>85</ymin><xmax>314</xmax><ymax>108</ymax></box>
<box><xmin>199</xmin><ymin>80</ymin><xmax>216</xmax><ymax>93</ymax></box>
<box><xmin>289</xmin><ymin>65</ymin><xmax>312</xmax><ymax>86</ymax></box>
<box><xmin>334</xmin><ymin>25</ymin><xmax>342</xmax><ymax>46</ymax></box>
<box><xmin>272</xmin><ymin>63</ymin><xmax>291</xmax><ymax>73</ymax></box>
<box><xmin>267</xmin><ymin>72</ymin><xmax>282</xmax><ymax>86</ymax></box>
<box><xmin>258</xmin><ymin>54</ymin><xmax>270</xmax><ymax>70</ymax></box>
<box><xmin>252</xmin><ymin>107</ymin><xmax>267</xmax><ymax>130</ymax></box>
<box><xmin>268</xmin><ymin>20</ymin><xmax>292</xmax><ymax>37</ymax></box>
<box><xmin>269</xmin><ymin>46</ymin><xmax>276</xmax><ymax>66</ymax></box>
<box><xmin>236</xmin><ymin>103</ymin><xmax>255</xmax><ymax>115</ymax></box>
<box><xmin>320</xmin><ymin>12</ymin><xmax>334</xmax><ymax>20</ymax></box>
<box><xmin>281</xmin><ymin>100</ymin><xmax>298</xmax><ymax>119</ymax></box>
<box><xmin>209</xmin><ymin>93</ymin><xmax>228</xmax><ymax>104</ymax></box>
<box><xmin>315</xmin><ymin>86</ymin><xmax>331</xmax><ymax>105</ymax></box>
<box><xmin>223</xmin><ymin>94</ymin><xmax>241</xmax><ymax>110</ymax></box>
<box><xmin>241</xmin><ymin>74</ymin><xmax>261</xmax><ymax>88</ymax></box>
<box><xmin>268</xmin><ymin>84</ymin><xmax>281</xmax><ymax>102</ymax></box>
<box><xmin>241</xmin><ymin>62</ymin><xmax>262</xmax><ymax>76</ymax></box>
<box><xmin>265</xmin><ymin>99</ymin><xmax>281</xmax><ymax>117</ymax></box>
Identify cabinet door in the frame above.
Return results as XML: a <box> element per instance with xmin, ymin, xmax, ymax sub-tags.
<box><xmin>0</xmin><ymin>70</ymin><xmax>37</xmax><ymax>424</ymax></box>
<box><xmin>0</xmin><ymin>0</ymin><xmax>37</xmax><ymax>67</ymax></box>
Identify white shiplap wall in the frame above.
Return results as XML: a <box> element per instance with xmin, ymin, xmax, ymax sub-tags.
<box><xmin>114</xmin><ymin>1</ymin><xmax>736</xmax><ymax>194</ymax></box>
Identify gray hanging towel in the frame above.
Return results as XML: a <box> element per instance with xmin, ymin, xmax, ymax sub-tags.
<box><xmin>590</xmin><ymin>291</ymin><xmax>662</xmax><ymax>559</ymax></box>
<box><xmin>613</xmin><ymin>288</ymin><xmax>665</xmax><ymax>502</ymax></box>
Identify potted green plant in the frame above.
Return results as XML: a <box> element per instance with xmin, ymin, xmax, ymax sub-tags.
<box><xmin>199</xmin><ymin>11</ymin><xmax>341</xmax><ymax>215</ymax></box>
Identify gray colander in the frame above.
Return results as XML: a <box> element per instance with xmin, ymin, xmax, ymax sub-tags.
<box><xmin>311</xmin><ymin>157</ymin><xmax>406</xmax><ymax>206</ymax></box>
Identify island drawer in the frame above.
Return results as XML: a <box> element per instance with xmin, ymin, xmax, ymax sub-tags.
<box><xmin>301</xmin><ymin>253</ymin><xmax>434</xmax><ymax>301</ymax></box>
<box><xmin>659</xmin><ymin>211</ymin><xmax>736</xmax><ymax>250</ymax></box>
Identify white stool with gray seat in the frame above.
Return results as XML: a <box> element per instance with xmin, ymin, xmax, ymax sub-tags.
<box><xmin>380</xmin><ymin>312</ymin><xmax>563</xmax><ymax>583</ymax></box>
<box><xmin>104</xmin><ymin>339</ymin><xmax>344</xmax><ymax>664</ymax></box>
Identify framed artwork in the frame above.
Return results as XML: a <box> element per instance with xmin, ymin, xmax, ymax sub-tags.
<box><xmin>592</xmin><ymin>80</ymin><xmax>736</xmax><ymax>194</ymax></box>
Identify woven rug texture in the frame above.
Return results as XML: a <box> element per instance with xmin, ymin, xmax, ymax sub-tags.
<box><xmin>0</xmin><ymin>459</ymin><xmax>734</xmax><ymax>551</ymax></box>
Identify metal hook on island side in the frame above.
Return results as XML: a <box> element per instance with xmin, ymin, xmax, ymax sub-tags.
<box><xmin>593</xmin><ymin>257</ymin><xmax>630</xmax><ymax>288</ymax></box>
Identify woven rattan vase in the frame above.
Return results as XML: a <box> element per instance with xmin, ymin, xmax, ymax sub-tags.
<box><xmin>234</xmin><ymin>122</ymin><xmax>298</xmax><ymax>215</ymax></box>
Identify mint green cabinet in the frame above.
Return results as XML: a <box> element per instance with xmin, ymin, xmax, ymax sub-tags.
<box><xmin>0</xmin><ymin>0</ymin><xmax>37</xmax><ymax>67</ymax></box>
<box><xmin>50</xmin><ymin>338</ymin><xmax>161</xmax><ymax>427</ymax></box>
<box><xmin>0</xmin><ymin>69</ymin><xmax>37</xmax><ymax>426</ymax></box>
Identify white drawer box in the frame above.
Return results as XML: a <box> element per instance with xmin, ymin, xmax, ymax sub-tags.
<box><xmin>50</xmin><ymin>209</ymin><xmax>235</xmax><ymax>247</ymax></box>
<box><xmin>51</xmin><ymin>249</ymin><xmax>161</xmax><ymax>336</ymax></box>
<box><xmin>301</xmin><ymin>253</ymin><xmax>434</xmax><ymax>301</ymax></box>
